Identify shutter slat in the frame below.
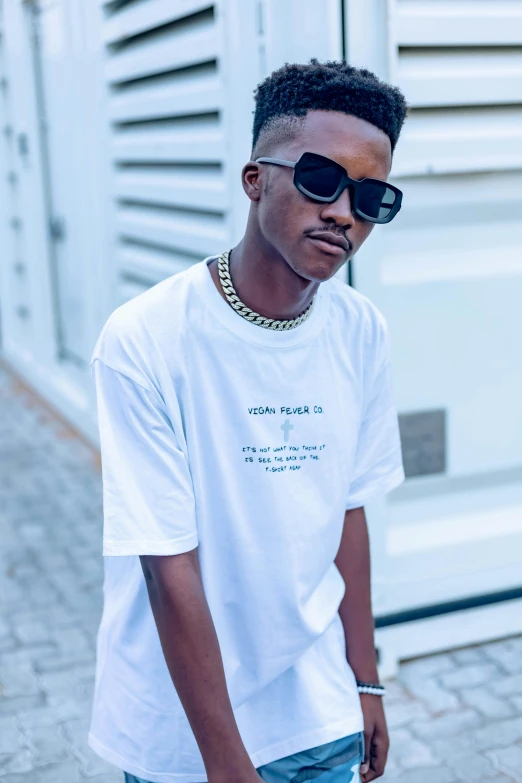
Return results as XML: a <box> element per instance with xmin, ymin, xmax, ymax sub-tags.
<box><xmin>110</xmin><ymin>73</ymin><xmax>222</xmax><ymax>121</ymax></box>
<box><xmin>393</xmin><ymin>107</ymin><xmax>522</xmax><ymax>176</ymax></box>
<box><xmin>106</xmin><ymin>24</ymin><xmax>217</xmax><ymax>84</ymax></box>
<box><xmin>112</xmin><ymin>129</ymin><xmax>224</xmax><ymax>163</ymax></box>
<box><xmin>397</xmin><ymin>0</ymin><xmax>522</xmax><ymax>46</ymax></box>
<box><xmin>115</xmin><ymin>168</ymin><xmax>227</xmax><ymax>211</ymax></box>
<box><xmin>103</xmin><ymin>0</ymin><xmax>213</xmax><ymax>45</ymax></box>
<box><xmin>398</xmin><ymin>49</ymin><xmax>522</xmax><ymax>107</ymax></box>
<box><xmin>117</xmin><ymin>205</ymin><xmax>227</xmax><ymax>256</ymax></box>
<box><xmin>118</xmin><ymin>244</ymin><xmax>198</xmax><ymax>284</ymax></box>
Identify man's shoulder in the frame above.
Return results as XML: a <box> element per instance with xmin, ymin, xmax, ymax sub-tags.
<box><xmin>326</xmin><ymin>276</ymin><xmax>388</xmax><ymax>343</ymax></box>
<box><xmin>90</xmin><ymin>262</ymin><xmax>200</xmax><ymax>371</ymax></box>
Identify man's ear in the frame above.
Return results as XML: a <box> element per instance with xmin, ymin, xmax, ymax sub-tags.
<box><xmin>242</xmin><ymin>162</ymin><xmax>263</xmax><ymax>202</ymax></box>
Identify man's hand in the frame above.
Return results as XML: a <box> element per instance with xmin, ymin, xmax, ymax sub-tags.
<box><xmin>359</xmin><ymin>693</ymin><xmax>389</xmax><ymax>781</ymax></box>
<box><xmin>334</xmin><ymin>506</ymin><xmax>390</xmax><ymax>779</ymax></box>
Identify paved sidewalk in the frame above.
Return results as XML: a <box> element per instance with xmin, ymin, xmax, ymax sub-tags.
<box><xmin>1</xmin><ymin>362</ymin><xmax>522</xmax><ymax>782</ymax></box>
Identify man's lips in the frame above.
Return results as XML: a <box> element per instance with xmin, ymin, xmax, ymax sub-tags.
<box><xmin>306</xmin><ymin>231</ymin><xmax>351</xmax><ymax>254</ymax></box>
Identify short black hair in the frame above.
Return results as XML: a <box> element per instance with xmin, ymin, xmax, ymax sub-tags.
<box><xmin>252</xmin><ymin>59</ymin><xmax>408</xmax><ymax>158</ymax></box>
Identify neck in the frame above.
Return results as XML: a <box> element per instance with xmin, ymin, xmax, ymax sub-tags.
<box><xmin>211</xmin><ymin>216</ymin><xmax>319</xmax><ymax>321</ymax></box>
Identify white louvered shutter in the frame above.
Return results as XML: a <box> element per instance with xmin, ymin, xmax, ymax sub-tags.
<box><xmin>391</xmin><ymin>0</ymin><xmax>522</xmax><ymax>176</ymax></box>
<box><xmin>101</xmin><ymin>0</ymin><xmax>229</xmax><ymax>305</ymax></box>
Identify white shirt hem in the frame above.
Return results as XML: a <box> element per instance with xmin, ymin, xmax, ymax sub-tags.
<box><xmin>103</xmin><ymin>532</ymin><xmax>199</xmax><ymax>557</ymax></box>
<box><xmin>88</xmin><ymin>717</ymin><xmax>364</xmax><ymax>783</ymax></box>
<box><xmin>345</xmin><ymin>464</ymin><xmax>405</xmax><ymax>510</ymax></box>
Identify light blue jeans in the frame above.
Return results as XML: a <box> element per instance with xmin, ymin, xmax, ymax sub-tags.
<box><xmin>123</xmin><ymin>730</ymin><xmax>365</xmax><ymax>783</ymax></box>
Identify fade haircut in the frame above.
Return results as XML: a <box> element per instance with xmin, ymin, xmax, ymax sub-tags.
<box><xmin>251</xmin><ymin>59</ymin><xmax>408</xmax><ymax>159</ymax></box>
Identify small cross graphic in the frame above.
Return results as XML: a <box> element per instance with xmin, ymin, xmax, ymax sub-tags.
<box><xmin>281</xmin><ymin>419</ymin><xmax>294</xmax><ymax>442</ymax></box>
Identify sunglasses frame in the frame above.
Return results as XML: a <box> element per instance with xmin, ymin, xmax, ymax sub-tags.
<box><xmin>255</xmin><ymin>151</ymin><xmax>402</xmax><ymax>224</ymax></box>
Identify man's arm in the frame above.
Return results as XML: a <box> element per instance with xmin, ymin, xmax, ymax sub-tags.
<box><xmin>140</xmin><ymin>549</ymin><xmax>262</xmax><ymax>783</ymax></box>
<box><xmin>334</xmin><ymin>506</ymin><xmax>389</xmax><ymax>782</ymax></box>
<box><xmin>334</xmin><ymin>506</ymin><xmax>379</xmax><ymax>681</ymax></box>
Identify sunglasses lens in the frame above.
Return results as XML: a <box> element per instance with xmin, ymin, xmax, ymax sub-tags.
<box><xmin>297</xmin><ymin>154</ymin><xmax>343</xmax><ymax>198</ymax></box>
<box><xmin>358</xmin><ymin>182</ymin><xmax>397</xmax><ymax>221</ymax></box>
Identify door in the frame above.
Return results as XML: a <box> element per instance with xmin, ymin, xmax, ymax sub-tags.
<box><xmin>27</xmin><ymin>0</ymin><xmax>90</xmax><ymax>368</ymax></box>
<box><xmin>344</xmin><ymin>0</ymin><xmax>522</xmax><ymax>660</ymax></box>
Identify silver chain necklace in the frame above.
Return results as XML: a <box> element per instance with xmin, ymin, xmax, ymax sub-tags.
<box><xmin>216</xmin><ymin>249</ymin><xmax>317</xmax><ymax>331</ymax></box>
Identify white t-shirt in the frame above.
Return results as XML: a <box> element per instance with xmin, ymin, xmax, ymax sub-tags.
<box><xmin>88</xmin><ymin>255</ymin><xmax>405</xmax><ymax>783</ymax></box>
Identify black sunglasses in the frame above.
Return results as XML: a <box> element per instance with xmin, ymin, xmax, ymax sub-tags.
<box><xmin>255</xmin><ymin>151</ymin><xmax>402</xmax><ymax>224</ymax></box>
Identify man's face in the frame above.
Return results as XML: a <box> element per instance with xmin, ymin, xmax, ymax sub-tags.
<box><xmin>245</xmin><ymin>110</ymin><xmax>393</xmax><ymax>282</ymax></box>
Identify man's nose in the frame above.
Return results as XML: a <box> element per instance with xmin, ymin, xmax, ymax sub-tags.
<box><xmin>319</xmin><ymin>186</ymin><xmax>355</xmax><ymax>229</ymax></box>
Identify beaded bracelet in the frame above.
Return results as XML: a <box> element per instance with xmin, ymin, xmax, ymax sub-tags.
<box><xmin>356</xmin><ymin>680</ymin><xmax>386</xmax><ymax>696</ymax></box>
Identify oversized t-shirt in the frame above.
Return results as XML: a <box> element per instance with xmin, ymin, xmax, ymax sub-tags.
<box><xmin>88</xmin><ymin>254</ymin><xmax>405</xmax><ymax>783</ymax></box>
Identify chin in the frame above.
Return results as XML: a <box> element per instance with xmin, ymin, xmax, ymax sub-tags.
<box><xmin>291</xmin><ymin>249</ymin><xmax>346</xmax><ymax>283</ymax></box>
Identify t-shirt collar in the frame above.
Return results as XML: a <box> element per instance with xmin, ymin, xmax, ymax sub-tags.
<box><xmin>193</xmin><ymin>255</ymin><xmax>329</xmax><ymax>347</ymax></box>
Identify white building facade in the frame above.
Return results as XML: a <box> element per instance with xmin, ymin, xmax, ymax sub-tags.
<box><xmin>1</xmin><ymin>0</ymin><xmax>521</xmax><ymax>674</ymax></box>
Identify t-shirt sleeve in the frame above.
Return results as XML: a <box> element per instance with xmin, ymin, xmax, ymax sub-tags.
<box><xmin>92</xmin><ymin>357</ymin><xmax>198</xmax><ymax>557</ymax></box>
<box><xmin>345</xmin><ymin>315</ymin><xmax>405</xmax><ymax>510</ymax></box>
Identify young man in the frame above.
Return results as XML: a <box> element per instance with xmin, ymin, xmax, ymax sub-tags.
<box><xmin>88</xmin><ymin>60</ymin><xmax>408</xmax><ymax>783</ymax></box>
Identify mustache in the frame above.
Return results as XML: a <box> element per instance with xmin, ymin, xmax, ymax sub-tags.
<box><xmin>304</xmin><ymin>227</ymin><xmax>353</xmax><ymax>252</ymax></box>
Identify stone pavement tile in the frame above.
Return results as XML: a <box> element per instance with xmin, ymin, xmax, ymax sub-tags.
<box><xmin>414</xmin><ymin>708</ymin><xmax>483</xmax><ymax>738</ymax></box>
<box><xmin>71</xmin><ymin>742</ymin><xmax>121</xmax><ymax>778</ymax></box>
<box><xmin>18</xmin><ymin>699</ymin><xmax>89</xmax><ymax>730</ymax></box>
<box><xmin>381</xmin><ymin>763</ymin><xmax>459</xmax><ymax>782</ymax></box>
<box><xmin>510</xmin><ymin>695</ymin><xmax>522</xmax><ymax>713</ymax></box>
<box><xmin>431</xmin><ymin>734</ymin><xmax>478</xmax><ymax>761</ymax></box>
<box><xmin>0</xmin><ymin>645</ymin><xmax>59</xmax><ymax>669</ymax></box>
<box><xmin>400</xmin><ymin>673</ymin><xmax>461</xmax><ymax>713</ymax></box>
<box><xmin>449</xmin><ymin>751</ymin><xmax>500</xmax><ymax>781</ymax></box>
<box><xmin>381</xmin><ymin>678</ymin><xmax>410</xmax><ymax>706</ymax></box>
<box><xmin>0</xmin><ymin>694</ymin><xmax>44</xmax><ymax>716</ymax></box>
<box><xmin>388</xmin><ymin>730</ymin><xmax>438</xmax><ymax>769</ymax></box>
<box><xmin>472</xmin><ymin>716</ymin><xmax>522</xmax><ymax>750</ymax></box>
<box><xmin>24</xmin><ymin>723</ymin><xmax>71</xmax><ymax>767</ymax></box>
<box><xmin>35</xmin><ymin>649</ymin><xmax>95</xmax><ymax>675</ymax></box>
<box><xmin>384</xmin><ymin>699</ymin><xmax>431</xmax><ymax>729</ymax></box>
<box><xmin>1</xmin><ymin>761</ymin><xmax>83</xmax><ymax>782</ymax></box>
<box><xmin>482</xmin><ymin>637</ymin><xmax>522</xmax><ymax>675</ymax></box>
<box><xmin>0</xmin><ymin>661</ymin><xmax>41</xmax><ymax>699</ymax></box>
<box><xmin>0</xmin><ymin>748</ymin><xmax>34</xmax><ymax>776</ymax></box>
<box><xmin>50</xmin><ymin>627</ymin><xmax>94</xmax><ymax>657</ymax></box>
<box><xmin>486</xmin><ymin>745</ymin><xmax>522</xmax><ymax>783</ymax></box>
<box><xmin>398</xmin><ymin>652</ymin><xmax>456</xmax><ymax>679</ymax></box>
<box><xmin>460</xmin><ymin>686</ymin><xmax>515</xmax><ymax>719</ymax></box>
<box><xmin>37</xmin><ymin>668</ymin><xmax>94</xmax><ymax>706</ymax></box>
<box><xmin>492</xmin><ymin>673</ymin><xmax>522</xmax><ymax>698</ymax></box>
<box><xmin>0</xmin><ymin>715</ymin><xmax>21</xmax><ymax>754</ymax></box>
<box><xmin>439</xmin><ymin>663</ymin><xmax>504</xmax><ymax>690</ymax></box>
<box><xmin>12</xmin><ymin>619</ymin><xmax>52</xmax><ymax>647</ymax></box>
